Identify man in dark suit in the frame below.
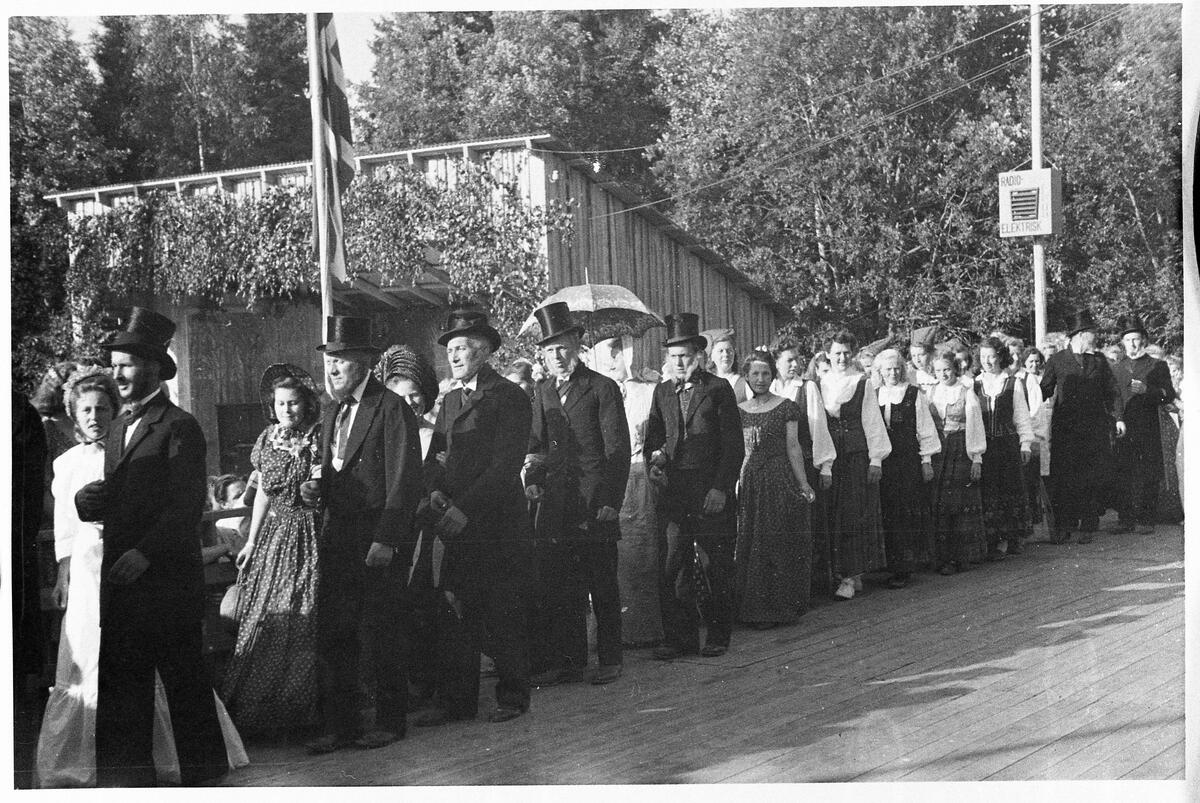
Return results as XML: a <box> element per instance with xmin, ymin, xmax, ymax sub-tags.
<box><xmin>644</xmin><ymin>312</ymin><xmax>744</xmax><ymax>659</ymax></box>
<box><xmin>1111</xmin><ymin>315</ymin><xmax>1175</xmax><ymax>534</ymax></box>
<box><xmin>1039</xmin><ymin>309</ymin><xmax>1121</xmax><ymax>544</ymax></box>
<box><xmin>525</xmin><ymin>302</ymin><xmax>630</xmax><ymax>687</ymax></box>
<box><xmin>422</xmin><ymin>309</ymin><xmax>533</xmax><ymax>724</ymax></box>
<box><xmin>300</xmin><ymin>316</ymin><xmax>424</xmax><ymax>753</ymax></box>
<box><xmin>74</xmin><ymin>307</ymin><xmax>227</xmax><ymax>786</ymax></box>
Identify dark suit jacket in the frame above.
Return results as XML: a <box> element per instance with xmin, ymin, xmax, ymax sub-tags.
<box><xmin>77</xmin><ymin>391</ymin><xmax>208</xmax><ymax>628</ymax></box>
<box><xmin>644</xmin><ymin>368</ymin><xmax>744</xmax><ymax>495</ymax></box>
<box><xmin>1112</xmin><ymin>353</ymin><xmax>1175</xmax><ymax>457</ymax></box>
<box><xmin>1039</xmin><ymin>347</ymin><xmax>1119</xmax><ymax>482</ymax></box>
<box><xmin>319</xmin><ymin>373</ymin><xmax>423</xmax><ymax>557</ymax></box>
<box><xmin>432</xmin><ymin>363</ymin><xmax>532</xmax><ymax>592</ymax></box>
<box><xmin>526</xmin><ymin>363</ymin><xmax>630</xmax><ymax>541</ymax></box>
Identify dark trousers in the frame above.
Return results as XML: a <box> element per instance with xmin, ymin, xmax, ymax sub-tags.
<box><xmin>316</xmin><ymin>536</ymin><xmax>409</xmax><ymax>737</ymax></box>
<box><xmin>1115</xmin><ymin>437</ymin><xmax>1162</xmax><ymax>526</ymax></box>
<box><xmin>1049</xmin><ymin>477</ymin><xmax>1101</xmax><ymax>534</ymax></box>
<box><xmin>537</xmin><ymin>539</ymin><xmax>623</xmax><ymax>669</ymax></box>
<box><xmin>657</xmin><ymin>470</ymin><xmax>735</xmax><ymax>652</ymax></box>
<box><xmin>442</xmin><ymin>572</ymin><xmax>532</xmax><ymax>713</ymax></box>
<box><xmin>95</xmin><ymin>614</ymin><xmax>225</xmax><ymax>787</ymax></box>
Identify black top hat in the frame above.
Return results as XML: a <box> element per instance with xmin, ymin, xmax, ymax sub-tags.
<box><xmin>374</xmin><ymin>344</ymin><xmax>439</xmax><ymax>407</ymax></box>
<box><xmin>1116</xmin><ymin>314</ymin><xmax>1148</xmax><ymax>338</ymax></box>
<box><xmin>437</xmin><ymin>309</ymin><xmax>502</xmax><ymax>352</ymax></box>
<box><xmin>662</xmin><ymin>313</ymin><xmax>707</xmax><ymax>349</ymax></box>
<box><xmin>533</xmin><ymin>301</ymin><xmax>585</xmax><ymax>346</ymax></box>
<box><xmin>316</xmin><ymin>316</ymin><xmax>378</xmax><ymax>354</ymax></box>
<box><xmin>1066</xmin><ymin>309</ymin><xmax>1099</xmax><ymax>337</ymax></box>
<box><xmin>258</xmin><ymin>363</ymin><xmax>321</xmax><ymax>424</ymax></box>
<box><xmin>99</xmin><ymin>306</ymin><xmax>178</xmax><ymax>381</ymax></box>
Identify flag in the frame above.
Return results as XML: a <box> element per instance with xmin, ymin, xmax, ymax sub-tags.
<box><xmin>313</xmin><ymin>12</ymin><xmax>355</xmax><ymax>282</ymax></box>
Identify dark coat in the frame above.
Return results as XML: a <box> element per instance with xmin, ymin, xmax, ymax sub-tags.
<box><xmin>318</xmin><ymin>373</ymin><xmax>424</xmax><ymax>556</ymax></box>
<box><xmin>1039</xmin><ymin>347</ymin><xmax>1119</xmax><ymax>483</ymax></box>
<box><xmin>432</xmin><ymin>363</ymin><xmax>532</xmax><ymax>592</ymax></box>
<box><xmin>644</xmin><ymin>368</ymin><xmax>744</xmax><ymax>494</ymax></box>
<box><xmin>1112</xmin><ymin>353</ymin><xmax>1175</xmax><ymax>463</ymax></box>
<box><xmin>77</xmin><ymin>391</ymin><xmax>209</xmax><ymax>628</ymax></box>
<box><xmin>526</xmin><ymin>363</ymin><xmax>631</xmax><ymax>542</ymax></box>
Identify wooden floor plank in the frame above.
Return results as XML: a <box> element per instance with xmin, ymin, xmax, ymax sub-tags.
<box><xmin>174</xmin><ymin>522</ymin><xmax>1185</xmax><ymax>786</ymax></box>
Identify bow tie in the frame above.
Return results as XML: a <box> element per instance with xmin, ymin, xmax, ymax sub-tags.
<box><xmin>123</xmin><ymin>401</ymin><xmax>147</xmax><ymax>421</ymax></box>
<box><xmin>674</xmin><ymin>379</ymin><xmax>691</xmax><ymax>392</ymax></box>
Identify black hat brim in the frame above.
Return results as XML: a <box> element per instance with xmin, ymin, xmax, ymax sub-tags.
<box><xmin>317</xmin><ymin>342</ymin><xmax>382</xmax><ymax>355</ymax></box>
<box><xmin>663</xmin><ymin>335</ymin><xmax>708</xmax><ymax>350</ymax></box>
<box><xmin>100</xmin><ymin>339</ymin><xmax>177</xmax><ymax>381</ymax></box>
<box><xmin>437</xmin><ymin>325</ymin><xmax>502</xmax><ymax>352</ymax></box>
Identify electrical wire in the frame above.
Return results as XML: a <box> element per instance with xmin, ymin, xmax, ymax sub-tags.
<box><xmin>591</xmin><ymin>7</ymin><xmax>1124</xmax><ymax>221</ymax></box>
<box><xmin>529</xmin><ymin>4</ymin><xmax>1066</xmax><ymax>158</ymax></box>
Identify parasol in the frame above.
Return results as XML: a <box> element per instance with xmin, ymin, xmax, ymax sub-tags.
<box><xmin>519</xmin><ymin>284</ymin><xmax>665</xmax><ymax>342</ymax></box>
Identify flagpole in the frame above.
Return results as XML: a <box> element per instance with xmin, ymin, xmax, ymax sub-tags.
<box><xmin>307</xmin><ymin>13</ymin><xmax>333</xmax><ymax>322</ymax></box>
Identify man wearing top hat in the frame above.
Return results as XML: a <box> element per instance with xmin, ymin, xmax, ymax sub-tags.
<box><xmin>73</xmin><ymin>307</ymin><xmax>228</xmax><ymax>786</ymax></box>
<box><xmin>524</xmin><ymin>302</ymin><xmax>631</xmax><ymax>687</ymax></box>
<box><xmin>299</xmin><ymin>316</ymin><xmax>424</xmax><ymax>753</ymax></box>
<box><xmin>644</xmin><ymin>312</ymin><xmax>744</xmax><ymax>659</ymax></box>
<box><xmin>421</xmin><ymin>309</ymin><xmax>533</xmax><ymax>723</ymax></box>
<box><xmin>1110</xmin><ymin>315</ymin><xmax>1175</xmax><ymax>534</ymax></box>
<box><xmin>1039</xmin><ymin>309</ymin><xmax>1122</xmax><ymax>544</ymax></box>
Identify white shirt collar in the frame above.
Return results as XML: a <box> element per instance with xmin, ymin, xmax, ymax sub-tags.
<box><xmin>458</xmin><ymin>374</ymin><xmax>479</xmax><ymax>392</ymax></box>
<box><xmin>131</xmin><ymin>387</ymin><xmax>162</xmax><ymax>409</ymax></box>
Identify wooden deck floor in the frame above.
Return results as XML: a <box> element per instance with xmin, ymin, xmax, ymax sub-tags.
<box><xmin>215</xmin><ymin>519</ymin><xmax>1184</xmax><ymax>787</ymax></box>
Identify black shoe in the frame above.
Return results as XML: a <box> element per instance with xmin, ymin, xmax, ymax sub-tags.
<box><xmin>1076</xmin><ymin>532</ymin><xmax>1095</xmax><ymax>544</ymax></box>
<box><xmin>886</xmin><ymin>575</ymin><xmax>909</xmax><ymax>589</ymax></box>
<box><xmin>938</xmin><ymin>564</ymin><xmax>954</xmax><ymax>576</ymax></box>
<box><xmin>487</xmin><ymin>706</ymin><xmax>525</xmax><ymax>723</ymax></box>
<box><xmin>354</xmin><ymin>728</ymin><xmax>402</xmax><ymax>749</ymax></box>
<box><xmin>700</xmin><ymin>644</ymin><xmax>728</xmax><ymax>658</ymax></box>
<box><xmin>591</xmin><ymin>664</ymin><xmax>623</xmax><ymax>685</ymax></box>
<box><xmin>413</xmin><ymin>708</ymin><xmax>471</xmax><ymax>727</ymax></box>
<box><xmin>652</xmin><ymin>645</ymin><xmax>683</xmax><ymax>661</ymax></box>
<box><xmin>305</xmin><ymin>733</ymin><xmax>356</xmax><ymax>755</ymax></box>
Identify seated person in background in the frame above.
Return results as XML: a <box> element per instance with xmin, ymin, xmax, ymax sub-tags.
<box><xmin>201</xmin><ymin>473</ymin><xmax>248</xmax><ymax>564</ymax></box>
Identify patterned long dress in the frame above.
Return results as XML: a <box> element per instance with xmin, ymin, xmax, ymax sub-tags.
<box><xmin>221</xmin><ymin>424</ymin><xmax>321</xmax><ymax>733</ymax></box>
<box><xmin>735</xmin><ymin>399</ymin><xmax>811</xmax><ymax>624</ymax></box>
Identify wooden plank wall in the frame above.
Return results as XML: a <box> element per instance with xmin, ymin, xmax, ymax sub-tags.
<box><xmin>537</xmin><ymin>149</ymin><xmax>781</xmax><ymax>374</ymax></box>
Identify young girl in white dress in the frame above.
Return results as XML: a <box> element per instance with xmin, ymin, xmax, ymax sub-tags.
<box><xmin>35</xmin><ymin>367</ymin><xmax>247</xmax><ymax>787</ymax></box>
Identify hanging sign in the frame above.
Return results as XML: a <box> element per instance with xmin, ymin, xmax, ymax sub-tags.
<box><xmin>997</xmin><ymin>168</ymin><xmax>1063</xmax><ymax>237</ymax></box>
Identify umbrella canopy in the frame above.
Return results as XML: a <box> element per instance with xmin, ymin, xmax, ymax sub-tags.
<box><xmin>520</xmin><ymin>284</ymin><xmax>665</xmax><ymax>342</ymax></box>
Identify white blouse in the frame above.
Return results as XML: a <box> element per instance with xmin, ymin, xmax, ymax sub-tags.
<box><xmin>51</xmin><ymin>441</ymin><xmax>105</xmax><ymax>563</ymax></box>
<box><xmin>770</xmin><ymin>378</ymin><xmax>837</xmax><ymax>475</ymax></box>
<box><xmin>821</xmin><ymin>372</ymin><xmax>892</xmax><ymax>467</ymax></box>
<box><xmin>929</xmin><ymin>382</ymin><xmax>988</xmax><ymax>463</ymax></box>
<box><xmin>877</xmin><ymin>384</ymin><xmax>941</xmax><ymax>463</ymax></box>
<box><xmin>977</xmin><ymin>371</ymin><xmax>1035</xmax><ymax>449</ymax></box>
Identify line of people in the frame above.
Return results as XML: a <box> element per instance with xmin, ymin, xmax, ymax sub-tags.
<box><xmin>28</xmin><ymin>301</ymin><xmax>1182</xmax><ymax>785</ymax></box>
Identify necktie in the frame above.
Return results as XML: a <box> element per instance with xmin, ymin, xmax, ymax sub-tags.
<box><xmin>676</xmin><ymin>379</ymin><xmax>691</xmax><ymax>420</ymax></box>
<box><xmin>557</xmin><ymin>378</ymin><xmax>570</xmax><ymax>406</ymax></box>
<box><xmin>461</xmin><ymin>386</ymin><xmax>472</xmax><ymax>401</ymax></box>
<box><xmin>334</xmin><ymin>397</ymin><xmax>357</xmax><ymax>462</ymax></box>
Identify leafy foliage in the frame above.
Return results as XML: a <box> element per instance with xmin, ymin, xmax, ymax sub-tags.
<box><xmin>10</xmin><ymin>17</ymin><xmax>115</xmax><ymax>393</ymax></box>
<box><xmin>358</xmin><ymin>10</ymin><xmax>669</xmax><ymax>198</ymax></box>
<box><xmin>649</xmin><ymin>6</ymin><xmax>1183</xmax><ymax>350</ymax></box>
<box><xmin>56</xmin><ymin>160</ymin><xmax>572</xmax><ymax>367</ymax></box>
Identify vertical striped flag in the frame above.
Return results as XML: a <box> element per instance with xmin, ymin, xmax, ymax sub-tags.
<box><xmin>313</xmin><ymin>12</ymin><xmax>355</xmax><ymax>282</ymax></box>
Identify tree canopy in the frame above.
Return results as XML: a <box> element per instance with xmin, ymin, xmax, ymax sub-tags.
<box><xmin>648</xmin><ymin>5</ymin><xmax>1183</xmax><ymax>349</ymax></box>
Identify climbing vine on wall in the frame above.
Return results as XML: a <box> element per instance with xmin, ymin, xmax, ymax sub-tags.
<box><xmin>59</xmin><ymin>156</ymin><xmax>573</xmax><ymax>361</ymax></box>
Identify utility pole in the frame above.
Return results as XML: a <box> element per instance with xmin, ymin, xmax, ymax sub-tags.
<box><xmin>1031</xmin><ymin>3</ymin><xmax>1047</xmax><ymax>348</ymax></box>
